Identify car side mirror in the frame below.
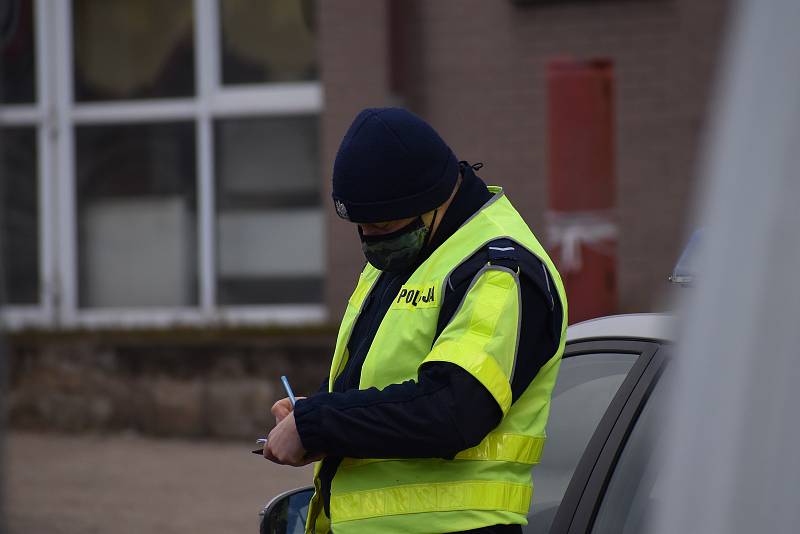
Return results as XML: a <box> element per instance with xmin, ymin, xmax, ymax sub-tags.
<box><xmin>259</xmin><ymin>486</ymin><xmax>314</xmax><ymax>534</ymax></box>
<box><xmin>669</xmin><ymin>228</ymin><xmax>703</xmax><ymax>287</ymax></box>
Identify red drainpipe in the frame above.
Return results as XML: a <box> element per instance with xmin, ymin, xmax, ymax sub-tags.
<box><xmin>547</xmin><ymin>58</ymin><xmax>618</xmax><ymax>324</ymax></box>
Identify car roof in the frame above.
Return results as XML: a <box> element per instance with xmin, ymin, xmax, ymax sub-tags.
<box><xmin>566</xmin><ymin>313</ymin><xmax>675</xmax><ymax>343</ymax></box>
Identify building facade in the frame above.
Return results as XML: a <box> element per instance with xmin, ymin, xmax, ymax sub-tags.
<box><xmin>1</xmin><ymin>0</ymin><xmax>729</xmax><ymax>436</ymax></box>
<box><xmin>320</xmin><ymin>0</ymin><xmax>731</xmax><ymax>320</ymax></box>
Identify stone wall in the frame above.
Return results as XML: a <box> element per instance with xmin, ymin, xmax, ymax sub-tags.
<box><xmin>4</xmin><ymin>329</ymin><xmax>335</xmax><ymax>439</ymax></box>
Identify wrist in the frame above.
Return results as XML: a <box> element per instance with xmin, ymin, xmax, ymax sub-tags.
<box><xmin>294</xmin><ymin>397</ymin><xmax>324</xmax><ymax>454</ymax></box>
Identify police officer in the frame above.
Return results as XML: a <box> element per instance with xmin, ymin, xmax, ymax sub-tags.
<box><xmin>264</xmin><ymin>108</ymin><xmax>567</xmax><ymax>534</ymax></box>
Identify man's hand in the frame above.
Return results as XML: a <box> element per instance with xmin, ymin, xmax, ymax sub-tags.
<box><xmin>263</xmin><ymin>411</ymin><xmax>321</xmax><ymax>466</ymax></box>
<box><xmin>271</xmin><ymin>396</ymin><xmax>307</xmax><ymax>424</ymax></box>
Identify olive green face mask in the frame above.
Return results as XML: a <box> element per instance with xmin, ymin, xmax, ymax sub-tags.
<box><xmin>358</xmin><ymin>211</ymin><xmax>436</xmax><ymax>273</ymax></box>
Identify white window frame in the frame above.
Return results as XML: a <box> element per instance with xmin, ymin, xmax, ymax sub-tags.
<box><xmin>2</xmin><ymin>0</ymin><xmax>326</xmax><ymax>330</ymax></box>
<box><xmin>0</xmin><ymin>0</ymin><xmax>55</xmax><ymax>329</ymax></box>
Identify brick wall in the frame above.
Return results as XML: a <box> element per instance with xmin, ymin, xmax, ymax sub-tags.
<box><xmin>318</xmin><ymin>1</ymin><xmax>393</xmax><ymax>319</ymax></box>
<box><xmin>320</xmin><ymin>0</ymin><xmax>731</xmax><ymax>318</ymax></box>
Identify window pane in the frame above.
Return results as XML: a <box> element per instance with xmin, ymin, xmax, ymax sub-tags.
<box><xmin>219</xmin><ymin>0</ymin><xmax>317</xmax><ymax>85</ymax></box>
<box><xmin>1</xmin><ymin>0</ymin><xmax>36</xmax><ymax>104</ymax></box>
<box><xmin>72</xmin><ymin>0</ymin><xmax>194</xmax><ymax>101</ymax></box>
<box><xmin>1</xmin><ymin>127</ymin><xmax>38</xmax><ymax>304</ymax></box>
<box><xmin>76</xmin><ymin>122</ymin><xmax>197</xmax><ymax>307</ymax></box>
<box><xmin>528</xmin><ymin>352</ymin><xmax>638</xmax><ymax>532</ymax></box>
<box><xmin>215</xmin><ymin>116</ymin><xmax>322</xmax><ymax>304</ymax></box>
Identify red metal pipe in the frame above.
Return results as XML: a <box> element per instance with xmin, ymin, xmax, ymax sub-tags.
<box><xmin>547</xmin><ymin>58</ymin><xmax>617</xmax><ymax>324</ymax></box>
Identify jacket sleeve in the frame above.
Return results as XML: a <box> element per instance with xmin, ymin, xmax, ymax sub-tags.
<box><xmin>295</xmin><ymin>362</ymin><xmax>501</xmax><ymax>459</ymax></box>
<box><xmin>294</xmin><ymin>266</ymin><xmax>524</xmax><ymax>459</ymax></box>
<box><xmin>422</xmin><ymin>265</ymin><xmax>522</xmax><ymax>415</ymax></box>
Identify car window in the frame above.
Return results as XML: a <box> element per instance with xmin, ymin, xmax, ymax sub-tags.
<box><xmin>590</xmin><ymin>371</ymin><xmax>668</xmax><ymax>534</ymax></box>
<box><xmin>526</xmin><ymin>352</ymin><xmax>639</xmax><ymax>533</ymax></box>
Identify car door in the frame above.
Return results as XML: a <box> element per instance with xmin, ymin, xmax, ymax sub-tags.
<box><xmin>587</xmin><ymin>357</ymin><xmax>671</xmax><ymax>534</ymax></box>
<box><xmin>260</xmin><ymin>337</ymin><xmax>666</xmax><ymax>534</ymax></box>
<box><xmin>545</xmin><ymin>339</ymin><xmax>669</xmax><ymax>534</ymax></box>
<box><xmin>525</xmin><ymin>338</ymin><xmax>665</xmax><ymax>533</ymax></box>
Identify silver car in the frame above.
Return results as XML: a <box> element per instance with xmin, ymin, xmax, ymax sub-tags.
<box><xmin>259</xmin><ymin>313</ymin><xmax>675</xmax><ymax>534</ymax></box>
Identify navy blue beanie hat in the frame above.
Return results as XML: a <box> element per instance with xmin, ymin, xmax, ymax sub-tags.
<box><xmin>332</xmin><ymin>107</ymin><xmax>459</xmax><ymax>223</ymax></box>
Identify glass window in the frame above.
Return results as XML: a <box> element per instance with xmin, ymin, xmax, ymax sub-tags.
<box><xmin>75</xmin><ymin>122</ymin><xmax>197</xmax><ymax>308</ymax></box>
<box><xmin>1</xmin><ymin>0</ymin><xmax>36</xmax><ymax>104</ymax></box>
<box><xmin>72</xmin><ymin>0</ymin><xmax>194</xmax><ymax>101</ymax></box>
<box><xmin>219</xmin><ymin>0</ymin><xmax>317</xmax><ymax>85</ymax></box>
<box><xmin>1</xmin><ymin>127</ymin><xmax>38</xmax><ymax>304</ymax></box>
<box><xmin>591</xmin><ymin>373</ymin><xmax>668</xmax><ymax>534</ymax></box>
<box><xmin>214</xmin><ymin>116</ymin><xmax>322</xmax><ymax>304</ymax></box>
<box><xmin>528</xmin><ymin>352</ymin><xmax>639</xmax><ymax>532</ymax></box>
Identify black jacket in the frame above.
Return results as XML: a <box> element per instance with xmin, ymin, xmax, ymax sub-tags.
<box><xmin>294</xmin><ymin>163</ymin><xmax>564</xmax><ymax>533</ymax></box>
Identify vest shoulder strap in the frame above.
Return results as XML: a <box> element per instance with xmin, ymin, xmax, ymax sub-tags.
<box><xmin>445</xmin><ymin>239</ymin><xmax>553</xmax><ymax>307</ymax></box>
<box><xmin>436</xmin><ymin>238</ymin><xmax>556</xmax><ymax>339</ymax></box>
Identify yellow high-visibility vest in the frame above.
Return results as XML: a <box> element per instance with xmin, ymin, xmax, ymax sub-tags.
<box><xmin>306</xmin><ymin>188</ymin><xmax>568</xmax><ymax>534</ymax></box>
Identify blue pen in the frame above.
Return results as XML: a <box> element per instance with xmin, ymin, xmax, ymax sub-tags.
<box><xmin>281</xmin><ymin>375</ymin><xmax>297</xmax><ymax>406</ymax></box>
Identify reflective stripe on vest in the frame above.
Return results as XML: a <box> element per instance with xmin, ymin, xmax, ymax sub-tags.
<box><xmin>340</xmin><ymin>432</ymin><xmax>545</xmax><ymax>469</ymax></box>
<box><xmin>331</xmin><ymin>480</ymin><xmax>532</xmax><ymax>523</ymax></box>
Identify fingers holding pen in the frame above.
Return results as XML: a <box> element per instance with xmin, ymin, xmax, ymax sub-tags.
<box><xmin>261</xmin><ymin>376</ymin><xmax>308</xmax><ymax>463</ymax></box>
<box><xmin>271</xmin><ymin>396</ymin><xmax>307</xmax><ymax>424</ymax></box>
<box><xmin>271</xmin><ymin>397</ymin><xmax>293</xmax><ymax>423</ymax></box>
